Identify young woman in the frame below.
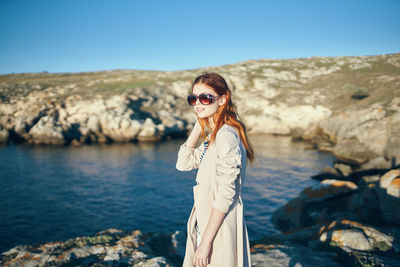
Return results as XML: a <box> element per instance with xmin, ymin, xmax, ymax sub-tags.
<box><xmin>176</xmin><ymin>73</ymin><xmax>254</xmax><ymax>267</ymax></box>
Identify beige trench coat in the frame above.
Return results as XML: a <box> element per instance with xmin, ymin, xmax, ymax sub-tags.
<box><xmin>176</xmin><ymin>124</ymin><xmax>251</xmax><ymax>267</ymax></box>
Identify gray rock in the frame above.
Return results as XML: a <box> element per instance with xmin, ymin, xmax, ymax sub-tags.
<box><xmin>359</xmin><ymin>157</ymin><xmax>391</xmax><ymax>171</ymax></box>
<box><xmin>251</xmin><ymin>243</ymin><xmax>341</xmax><ymax>267</ymax></box>
<box><xmin>333</xmin><ymin>163</ymin><xmax>352</xmax><ymax>177</ymax></box>
<box><xmin>319</xmin><ymin>220</ymin><xmax>394</xmax><ymax>252</ymax></box>
<box><xmin>137</xmin><ymin>118</ymin><xmax>163</xmax><ymax>141</ymax></box>
<box><xmin>320</xmin><ymin>229</ymin><xmax>372</xmax><ymax>251</ymax></box>
<box><xmin>0</xmin><ymin>228</ymin><xmax>173</xmax><ymax>267</ymax></box>
<box><xmin>333</xmin><ymin>138</ymin><xmax>371</xmax><ymax>165</ymax></box>
<box><xmin>384</xmin><ymin>112</ymin><xmax>400</xmax><ymax>161</ymax></box>
<box><xmin>28</xmin><ymin>116</ymin><xmax>65</xmax><ymax>145</ymax></box>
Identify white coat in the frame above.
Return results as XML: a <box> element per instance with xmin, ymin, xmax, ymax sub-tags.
<box><xmin>176</xmin><ymin>124</ymin><xmax>251</xmax><ymax>267</ymax></box>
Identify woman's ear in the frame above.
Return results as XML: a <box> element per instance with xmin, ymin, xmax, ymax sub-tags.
<box><xmin>219</xmin><ymin>95</ymin><xmax>227</xmax><ymax>106</ymax></box>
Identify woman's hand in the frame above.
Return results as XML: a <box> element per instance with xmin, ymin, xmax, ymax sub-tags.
<box><xmin>193</xmin><ymin>241</ymin><xmax>212</xmax><ymax>267</ymax></box>
<box><xmin>185</xmin><ymin>120</ymin><xmax>202</xmax><ymax>148</ymax></box>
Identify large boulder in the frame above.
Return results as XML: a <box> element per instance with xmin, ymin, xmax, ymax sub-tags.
<box><xmin>332</xmin><ymin>138</ymin><xmax>371</xmax><ymax>165</ymax></box>
<box><xmin>319</xmin><ymin>220</ymin><xmax>394</xmax><ymax>252</ymax></box>
<box><xmin>300</xmin><ymin>179</ymin><xmax>358</xmax><ymax>202</ymax></box>
<box><xmin>272</xmin><ymin>179</ymin><xmax>358</xmax><ymax>232</ymax></box>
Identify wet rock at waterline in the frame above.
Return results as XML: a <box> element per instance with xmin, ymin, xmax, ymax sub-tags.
<box><xmin>0</xmin><ymin>228</ymin><xmax>175</xmax><ymax>267</ymax></box>
<box><xmin>0</xmin><ymin>94</ymin><xmax>187</xmax><ymax>145</ymax></box>
<box><xmin>250</xmin><ymin>243</ymin><xmax>341</xmax><ymax>267</ymax></box>
<box><xmin>271</xmin><ymin>168</ymin><xmax>400</xmax><ymax>265</ymax></box>
<box><xmin>304</xmin><ymin>104</ymin><xmax>400</xmax><ymax>167</ymax></box>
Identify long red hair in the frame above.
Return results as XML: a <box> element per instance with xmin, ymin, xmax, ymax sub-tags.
<box><xmin>192</xmin><ymin>72</ymin><xmax>255</xmax><ymax>164</ymax></box>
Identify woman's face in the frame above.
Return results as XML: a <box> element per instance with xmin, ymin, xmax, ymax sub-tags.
<box><xmin>192</xmin><ymin>83</ymin><xmax>224</xmax><ymax>120</ymax></box>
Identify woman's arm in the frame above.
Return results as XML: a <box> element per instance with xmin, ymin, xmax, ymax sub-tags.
<box><xmin>175</xmin><ymin>120</ymin><xmax>203</xmax><ymax>171</ymax></box>
<box><xmin>193</xmin><ymin>207</ymin><xmax>225</xmax><ymax>267</ymax></box>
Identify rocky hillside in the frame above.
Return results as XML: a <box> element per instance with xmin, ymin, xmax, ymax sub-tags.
<box><xmin>0</xmin><ymin>53</ymin><xmax>399</xmax><ymax>165</ymax></box>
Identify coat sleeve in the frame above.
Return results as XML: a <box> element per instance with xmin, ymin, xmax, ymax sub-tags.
<box><xmin>212</xmin><ymin>129</ymin><xmax>242</xmax><ymax>213</ymax></box>
<box><xmin>176</xmin><ymin>141</ymin><xmax>204</xmax><ymax>171</ymax></box>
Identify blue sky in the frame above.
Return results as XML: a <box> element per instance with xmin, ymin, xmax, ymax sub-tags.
<box><xmin>0</xmin><ymin>0</ymin><xmax>399</xmax><ymax>74</ymax></box>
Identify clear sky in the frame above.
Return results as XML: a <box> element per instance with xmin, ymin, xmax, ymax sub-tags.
<box><xmin>0</xmin><ymin>0</ymin><xmax>399</xmax><ymax>74</ymax></box>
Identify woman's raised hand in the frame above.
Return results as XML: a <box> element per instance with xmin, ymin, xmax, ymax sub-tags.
<box><xmin>185</xmin><ymin>120</ymin><xmax>202</xmax><ymax>148</ymax></box>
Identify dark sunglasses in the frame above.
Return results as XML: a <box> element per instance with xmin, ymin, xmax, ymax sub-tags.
<box><xmin>187</xmin><ymin>93</ymin><xmax>219</xmax><ymax>106</ymax></box>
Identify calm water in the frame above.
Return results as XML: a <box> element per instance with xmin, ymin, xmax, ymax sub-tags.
<box><xmin>0</xmin><ymin>135</ymin><xmax>334</xmax><ymax>253</ymax></box>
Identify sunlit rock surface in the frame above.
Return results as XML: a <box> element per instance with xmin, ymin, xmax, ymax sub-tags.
<box><xmin>270</xmin><ymin>168</ymin><xmax>400</xmax><ymax>266</ymax></box>
<box><xmin>1</xmin><ymin>53</ymin><xmax>399</xmax><ymax>161</ymax></box>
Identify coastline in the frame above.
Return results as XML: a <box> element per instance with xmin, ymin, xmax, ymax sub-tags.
<box><xmin>1</xmin><ymin>53</ymin><xmax>400</xmax><ymax>266</ymax></box>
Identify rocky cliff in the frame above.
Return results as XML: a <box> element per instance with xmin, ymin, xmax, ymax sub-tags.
<box><xmin>1</xmin><ymin>53</ymin><xmax>399</xmax><ymax>165</ymax></box>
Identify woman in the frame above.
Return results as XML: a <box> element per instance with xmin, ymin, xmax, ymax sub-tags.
<box><xmin>176</xmin><ymin>73</ymin><xmax>254</xmax><ymax>267</ymax></box>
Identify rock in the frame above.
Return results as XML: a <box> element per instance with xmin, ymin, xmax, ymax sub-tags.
<box><xmin>1</xmin><ymin>53</ymin><xmax>399</xmax><ymax>152</ymax></box>
<box><xmin>100</xmin><ymin>113</ymin><xmax>142</xmax><ymax>142</ymax></box>
<box><xmin>250</xmin><ymin>243</ymin><xmax>341</xmax><ymax>267</ymax></box>
<box><xmin>312</xmin><ymin>137</ymin><xmax>335</xmax><ymax>152</ymax></box>
<box><xmin>319</xmin><ymin>220</ymin><xmax>393</xmax><ymax>252</ymax></box>
<box><xmin>380</xmin><ymin>169</ymin><xmax>400</xmax><ymax>189</ymax></box>
<box><xmin>333</xmin><ymin>138</ymin><xmax>371</xmax><ymax>165</ymax></box>
<box><xmin>0</xmin><ymin>228</ymin><xmax>173</xmax><ymax>267</ymax></box>
<box><xmin>272</xmin><ymin>180</ymin><xmax>359</xmax><ymax>233</ymax></box>
<box><xmin>333</xmin><ymin>163</ymin><xmax>352</xmax><ymax>177</ymax></box>
<box><xmin>271</xmin><ymin>196</ymin><xmax>306</xmax><ymax>232</ymax></box>
<box><xmin>28</xmin><ymin>116</ymin><xmax>65</xmax><ymax>145</ymax></box>
<box><xmin>313</xmin><ymin>104</ymin><xmax>399</xmax><ymax>165</ymax></box>
<box><xmin>134</xmin><ymin>256</ymin><xmax>171</xmax><ymax>267</ymax></box>
<box><xmin>320</xmin><ymin>166</ymin><xmax>342</xmax><ymax>178</ymax></box>
<box><xmin>348</xmin><ymin>187</ymin><xmax>380</xmax><ymax>220</ymax></box>
<box><xmin>300</xmin><ymin>179</ymin><xmax>357</xmax><ymax>202</ymax></box>
<box><xmin>384</xmin><ymin>112</ymin><xmax>400</xmax><ymax>161</ymax></box>
<box><xmin>362</xmin><ymin>175</ymin><xmax>381</xmax><ymax>184</ymax></box>
<box><xmin>0</xmin><ymin>125</ymin><xmax>9</xmax><ymax>143</ymax></box>
<box><xmin>359</xmin><ymin>157</ymin><xmax>391</xmax><ymax>171</ymax></box>
<box><xmin>137</xmin><ymin>118</ymin><xmax>163</xmax><ymax>141</ymax></box>
<box><xmin>320</xmin><ymin>228</ymin><xmax>372</xmax><ymax>251</ymax></box>
<box><xmin>301</xmin><ymin>123</ymin><xmax>319</xmax><ymax>140</ymax></box>
<box><xmin>86</xmin><ymin>116</ymin><xmax>101</xmax><ymax>133</ymax></box>
<box><xmin>387</xmin><ymin>178</ymin><xmax>400</xmax><ymax>198</ymax></box>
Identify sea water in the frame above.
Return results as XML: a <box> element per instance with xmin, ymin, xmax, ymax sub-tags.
<box><xmin>0</xmin><ymin>135</ymin><xmax>334</xmax><ymax>253</ymax></box>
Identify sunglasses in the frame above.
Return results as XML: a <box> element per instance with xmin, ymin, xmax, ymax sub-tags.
<box><xmin>187</xmin><ymin>93</ymin><xmax>219</xmax><ymax>106</ymax></box>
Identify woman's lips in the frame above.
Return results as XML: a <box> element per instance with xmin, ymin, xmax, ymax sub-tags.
<box><xmin>196</xmin><ymin>108</ymin><xmax>205</xmax><ymax>113</ymax></box>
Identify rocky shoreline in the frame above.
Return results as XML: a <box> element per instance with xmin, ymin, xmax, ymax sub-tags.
<box><xmin>1</xmin><ymin>54</ymin><xmax>399</xmax><ymax>156</ymax></box>
<box><xmin>262</xmin><ymin>165</ymin><xmax>400</xmax><ymax>267</ymax></box>
<box><xmin>1</xmin><ymin>53</ymin><xmax>400</xmax><ymax>266</ymax></box>
<box><xmin>2</xmin><ymin>164</ymin><xmax>399</xmax><ymax>266</ymax></box>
